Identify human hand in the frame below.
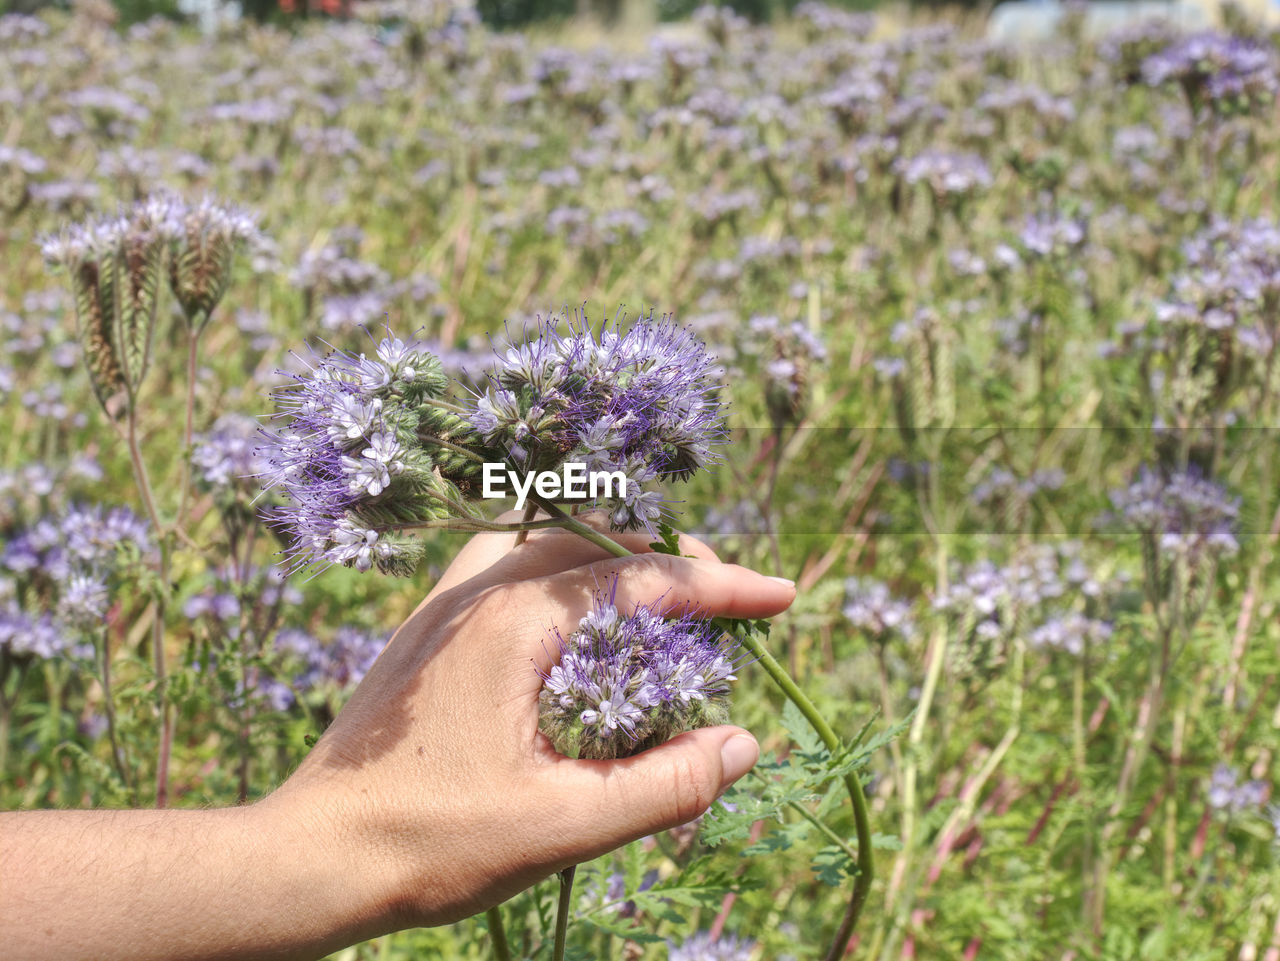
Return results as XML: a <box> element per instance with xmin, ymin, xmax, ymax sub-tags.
<box><xmin>262</xmin><ymin>514</ymin><xmax>796</xmax><ymax>936</ymax></box>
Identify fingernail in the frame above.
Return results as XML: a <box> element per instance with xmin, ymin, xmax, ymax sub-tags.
<box><xmin>766</xmin><ymin>575</ymin><xmax>795</xmax><ymax>588</ymax></box>
<box><xmin>719</xmin><ymin>734</ymin><xmax>759</xmax><ymax>788</ymax></box>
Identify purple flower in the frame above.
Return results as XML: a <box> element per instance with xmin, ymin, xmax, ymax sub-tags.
<box><xmin>277</xmin><ymin>624</ymin><xmax>386</xmax><ymax>692</ymax></box>
<box><xmin>1142</xmin><ymin>32</ymin><xmax>1277</xmax><ymax>116</ymax></box>
<box><xmin>469</xmin><ymin>310</ymin><xmax>724</xmax><ymax>533</ymax></box>
<box><xmin>259</xmin><ymin>333</ymin><xmax>458</xmax><ymax>574</ymax></box>
<box><xmin>192</xmin><ymin>414</ymin><xmax>272</xmax><ymax>494</ymax></box>
<box><xmin>539</xmin><ymin>579</ymin><xmax>743</xmax><ymax>760</ymax></box>
<box><xmin>1107</xmin><ymin>468</ymin><xmax>1239</xmax><ymax>564</ymax></box>
<box><xmin>1028</xmin><ymin>613</ymin><xmax>1112</xmax><ymax>656</ymax></box>
<box><xmin>895</xmin><ymin>149</ymin><xmax>992</xmax><ymax>198</ymax></box>
<box><xmin>668</xmin><ymin>931</ymin><xmax>756</xmax><ymax>961</ymax></box>
<box><xmin>1207</xmin><ymin>764</ymin><xmax>1269</xmax><ymax>814</ymax></box>
<box><xmin>843</xmin><ymin>578</ymin><xmax>916</xmax><ymax>643</ymax></box>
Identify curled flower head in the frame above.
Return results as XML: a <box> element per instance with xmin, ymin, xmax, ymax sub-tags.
<box><xmin>259</xmin><ymin>332</ymin><xmax>467</xmax><ymax>575</ymax></box>
<box><xmin>468</xmin><ymin>309</ymin><xmax>724</xmax><ymax>533</ymax></box>
<box><xmin>538</xmin><ymin>579</ymin><xmax>743</xmax><ymax>760</ymax></box>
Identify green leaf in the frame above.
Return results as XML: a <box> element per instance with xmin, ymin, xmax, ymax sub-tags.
<box><xmin>579</xmin><ymin>915</ymin><xmax>663</xmax><ymax>944</ymax></box>
<box><xmin>648</xmin><ymin>521</ymin><xmax>684</xmax><ymax>556</ymax></box>
<box><xmin>811</xmin><ymin>844</ymin><xmax>855</xmax><ymax>886</ymax></box>
<box><xmin>781</xmin><ymin>699</ymin><xmax>824</xmax><ymax>755</ymax></box>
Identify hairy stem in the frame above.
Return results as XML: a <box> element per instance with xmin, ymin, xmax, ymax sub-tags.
<box><xmin>513</xmin><ymin>501</ymin><xmax>539</xmax><ymax>547</ymax></box>
<box><xmin>553</xmin><ymin>865</ymin><xmax>576</xmax><ymax>961</ymax></box>
<box><xmin>126</xmin><ymin>408</ymin><xmax>173</xmax><ymax>808</ymax></box>
<box><xmin>485</xmin><ymin>906</ymin><xmax>511</xmax><ymax>961</ymax></box>
<box><xmin>177</xmin><ymin>331</ymin><xmax>199</xmax><ymax>529</ymax></box>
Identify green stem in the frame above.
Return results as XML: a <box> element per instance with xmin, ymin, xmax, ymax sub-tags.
<box><xmin>96</xmin><ymin>627</ymin><xmax>132</xmax><ymax>798</ymax></box>
<box><xmin>417</xmin><ymin>432</ymin><xmax>487</xmax><ymax>464</ymax></box>
<box><xmin>532</xmin><ymin>501</ymin><xmax>875</xmax><ymax>956</ymax></box>
<box><xmin>553</xmin><ymin>865</ymin><xmax>576</xmax><ymax>961</ymax></box>
<box><xmin>513</xmin><ymin>501</ymin><xmax>539</xmax><ymax>547</ymax></box>
<box><xmin>733</xmin><ymin>622</ymin><xmax>874</xmax><ymax>961</ymax></box>
<box><xmin>532</xmin><ymin>500</ymin><xmax>631</xmax><ymax>558</ymax></box>
<box><xmin>774</xmin><ymin>790</ymin><xmax>859</xmax><ymax>866</ymax></box>
<box><xmin>485</xmin><ymin>906</ymin><xmax>511</xmax><ymax>961</ymax></box>
<box><xmin>126</xmin><ymin>408</ymin><xmax>173</xmax><ymax>809</ymax></box>
<box><xmin>176</xmin><ymin>331</ymin><xmax>199</xmax><ymax>529</ymax></box>
<box><xmin>378</xmin><ymin>516</ymin><xmax>575</xmax><ymax>535</ymax></box>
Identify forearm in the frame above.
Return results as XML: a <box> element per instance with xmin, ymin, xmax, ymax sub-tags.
<box><xmin>0</xmin><ymin>799</ymin><xmax>391</xmax><ymax>961</ymax></box>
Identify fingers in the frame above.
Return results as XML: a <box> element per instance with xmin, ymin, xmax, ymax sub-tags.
<box><xmin>432</xmin><ymin>512</ymin><xmax>721</xmax><ymax>598</ymax></box>
<box><xmin>530</xmin><ymin>552</ymin><xmax>796</xmax><ymax>624</ymax></box>
<box><xmin>538</xmin><ymin>726</ymin><xmax>760</xmax><ymax>861</ymax></box>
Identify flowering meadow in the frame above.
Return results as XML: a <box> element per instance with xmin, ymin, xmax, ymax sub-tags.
<box><xmin>4</xmin><ymin>0</ymin><xmax>1280</xmax><ymax>957</ymax></box>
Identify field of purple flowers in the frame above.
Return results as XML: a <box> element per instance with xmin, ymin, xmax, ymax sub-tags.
<box><xmin>4</xmin><ymin>0</ymin><xmax>1280</xmax><ymax>957</ymax></box>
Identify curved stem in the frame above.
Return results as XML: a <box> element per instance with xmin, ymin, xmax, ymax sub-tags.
<box><xmin>731</xmin><ymin>621</ymin><xmax>874</xmax><ymax>961</ymax></box>
<box><xmin>521</xmin><ymin>505</ymin><xmax>876</xmax><ymax>955</ymax></box>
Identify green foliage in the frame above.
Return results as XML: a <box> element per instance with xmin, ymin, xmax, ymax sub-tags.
<box><xmin>5</xmin><ymin>3</ymin><xmax>1280</xmax><ymax>959</ymax></box>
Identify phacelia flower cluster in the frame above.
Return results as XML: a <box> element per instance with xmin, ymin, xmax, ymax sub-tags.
<box><xmin>1142</xmin><ymin>31</ymin><xmax>1278</xmax><ymax>117</ymax></box>
<box><xmin>1106</xmin><ymin>468</ymin><xmax>1239</xmax><ymax>565</ymax></box>
<box><xmin>468</xmin><ymin>310</ymin><xmax>723</xmax><ymax>533</ymax></box>
<box><xmin>539</xmin><ymin>582</ymin><xmax>742</xmax><ymax>760</ymax></box>
<box><xmin>260</xmin><ymin>314</ymin><xmax>725</xmax><ymax>575</ymax></box>
<box><xmin>842</xmin><ymin>578</ymin><xmax>916</xmax><ymax>645</ymax></box>
<box><xmin>1206</xmin><ymin>763</ymin><xmax>1269</xmax><ymax>814</ymax></box>
<box><xmin>0</xmin><ymin>504</ymin><xmax>152</xmax><ymax>661</ymax></box>
<box><xmin>1156</xmin><ymin>217</ymin><xmax>1280</xmax><ymax>350</ymax></box>
<box><xmin>40</xmin><ymin>192</ymin><xmax>264</xmax><ymax>411</ymax></box>
<box><xmin>742</xmin><ymin>314</ymin><xmax>827</xmax><ymax>431</ymax></box>
<box><xmin>260</xmin><ymin>333</ymin><xmax>470</xmax><ymax>575</ymax></box>
<box><xmin>193</xmin><ymin>413</ymin><xmax>273</xmax><ymax>496</ymax></box>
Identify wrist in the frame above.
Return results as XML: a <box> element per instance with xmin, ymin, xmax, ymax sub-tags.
<box><xmin>253</xmin><ymin>776</ymin><xmax>404</xmax><ymax>949</ymax></box>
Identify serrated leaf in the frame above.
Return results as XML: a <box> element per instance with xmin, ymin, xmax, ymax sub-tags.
<box><xmin>781</xmin><ymin>699</ymin><xmax>824</xmax><ymax>755</ymax></box>
<box><xmin>579</xmin><ymin>915</ymin><xmax>664</xmax><ymax>944</ymax></box>
<box><xmin>811</xmin><ymin>845</ymin><xmax>855</xmax><ymax>886</ymax></box>
<box><xmin>648</xmin><ymin>520</ymin><xmax>683</xmax><ymax>556</ymax></box>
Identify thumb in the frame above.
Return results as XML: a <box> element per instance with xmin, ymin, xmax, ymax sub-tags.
<box><xmin>554</xmin><ymin>726</ymin><xmax>760</xmax><ymax>855</ymax></box>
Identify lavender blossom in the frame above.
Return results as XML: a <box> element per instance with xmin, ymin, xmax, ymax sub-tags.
<box><xmin>668</xmin><ymin>931</ymin><xmax>756</xmax><ymax>961</ymax></box>
<box><xmin>539</xmin><ymin>580</ymin><xmax>742</xmax><ymax>760</ymax></box>
<box><xmin>895</xmin><ymin>149</ymin><xmax>992</xmax><ymax>200</ymax></box>
<box><xmin>1142</xmin><ymin>32</ymin><xmax>1278</xmax><ymax>116</ymax></box>
<box><xmin>1206</xmin><ymin>763</ymin><xmax>1269</xmax><ymax>814</ymax></box>
<box><xmin>843</xmin><ymin>578</ymin><xmax>916</xmax><ymax>644</ymax></box>
<box><xmin>259</xmin><ymin>332</ymin><xmax>469</xmax><ymax>575</ymax></box>
<box><xmin>1106</xmin><ymin>468</ymin><xmax>1239</xmax><ymax>565</ymax></box>
<box><xmin>468</xmin><ymin>310</ymin><xmax>724</xmax><ymax>533</ymax></box>
<box><xmin>278</xmin><ymin>624</ymin><xmax>386</xmax><ymax>693</ymax></box>
<box><xmin>192</xmin><ymin>413</ymin><xmax>272</xmax><ymax>494</ymax></box>
<box><xmin>1027</xmin><ymin>613</ymin><xmax>1112</xmax><ymax>656</ymax></box>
